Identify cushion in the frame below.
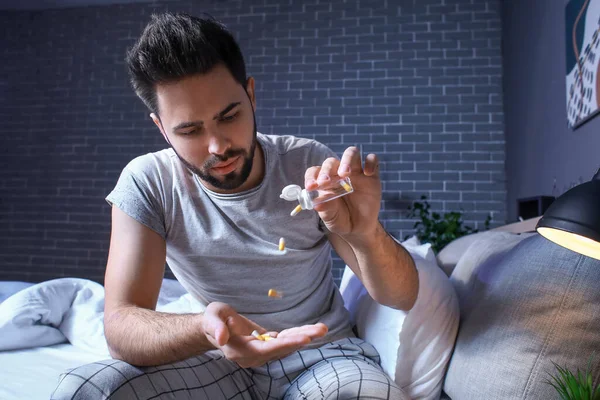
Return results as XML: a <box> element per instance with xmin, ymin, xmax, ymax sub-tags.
<box><xmin>436</xmin><ymin>217</ymin><xmax>540</xmax><ymax>277</ymax></box>
<box><xmin>448</xmin><ymin>231</ymin><xmax>535</xmax><ymax>315</ymax></box>
<box><xmin>436</xmin><ymin>231</ymin><xmax>499</xmax><ymax>276</ymax></box>
<box><xmin>340</xmin><ymin>236</ymin><xmax>459</xmax><ymax>400</ymax></box>
<box><xmin>443</xmin><ymin>234</ymin><xmax>600</xmax><ymax>399</ymax></box>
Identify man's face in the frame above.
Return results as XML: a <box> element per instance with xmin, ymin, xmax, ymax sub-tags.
<box><xmin>152</xmin><ymin>64</ymin><xmax>258</xmax><ymax>192</ymax></box>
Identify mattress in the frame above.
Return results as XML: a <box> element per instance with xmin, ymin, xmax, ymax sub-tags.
<box><xmin>0</xmin><ymin>278</ymin><xmax>199</xmax><ymax>399</ymax></box>
<box><xmin>0</xmin><ymin>343</ymin><xmax>106</xmax><ymax>400</ymax></box>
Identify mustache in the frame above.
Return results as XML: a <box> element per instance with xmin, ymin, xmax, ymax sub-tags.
<box><xmin>204</xmin><ymin>149</ymin><xmax>246</xmax><ymax>169</ymax></box>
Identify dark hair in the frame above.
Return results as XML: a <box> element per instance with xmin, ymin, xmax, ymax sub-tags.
<box><xmin>126</xmin><ymin>12</ymin><xmax>247</xmax><ymax>113</ymax></box>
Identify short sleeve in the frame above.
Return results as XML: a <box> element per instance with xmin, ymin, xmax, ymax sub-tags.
<box><xmin>105</xmin><ymin>165</ymin><xmax>167</xmax><ymax>239</ymax></box>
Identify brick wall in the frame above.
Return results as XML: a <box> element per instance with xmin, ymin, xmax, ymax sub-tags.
<box><xmin>0</xmin><ymin>0</ymin><xmax>505</xmax><ymax>284</ymax></box>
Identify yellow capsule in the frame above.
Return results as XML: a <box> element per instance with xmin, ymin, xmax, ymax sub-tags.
<box><xmin>278</xmin><ymin>237</ymin><xmax>286</xmax><ymax>251</ymax></box>
<box><xmin>268</xmin><ymin>288</ymin><xmax>283</xmax><ymax>298</ymax></box>
<box><xmin>290</xmin><ymin>204</ymin><xmax>302</xmax><ymax>216</ymax></box>
<box><xmin>251</xmin><ymin>330</ymin><xmax>263</xmax><ymax>340</ymax></box>
<box><xmin>260</xmin><ymin>334</ymin><xmax>273</xmax><ymax>341</ymax></box>
<box><xmin>340</xmin><ymin>180</ymin><xmax>352</xmax><ymax>192</ymax></box>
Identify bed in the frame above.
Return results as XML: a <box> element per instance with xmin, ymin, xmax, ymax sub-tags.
<box><xmin>0</xmin><ymin>343</ymin><xmax>106</xmax><ymax>399</ymax></box>
<box><xmin>0</xmin><ymin>278</ymin><xmax>203</xmax><ymax>400</ymax></box>
<box><xmin>0</xmin><ymin>236</ymin><xmax>460</xmax><ymax>400</ymax></box>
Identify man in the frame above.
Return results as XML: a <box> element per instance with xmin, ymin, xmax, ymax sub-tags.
<box><xmin>52</xmin><ymin>12</ymin><xmax>418</xmax><ymax>400</ymax></box>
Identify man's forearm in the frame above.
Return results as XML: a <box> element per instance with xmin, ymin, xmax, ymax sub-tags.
<box><xmin>104</xmin><ymin>306</ymin><xmax>214</xmax><ymax>366</ymax></box>
<box><xmin>345</xmin><ymin>222</ymin><xmax>419</xmax><ymax>310</ymax></box>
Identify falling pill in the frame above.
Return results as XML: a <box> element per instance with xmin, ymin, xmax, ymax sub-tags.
<box><xmin>279</xmin><ymin>237</ymin><xmax>286</xmax><ymax>251</ymax></box>
<box><xmin>290</xmin><ymin>204</ymin><xmax>302</xmax><ymax>216</ymax></box>
<box><xmin>268</xmin><ymin>289</ymin><xmax>283</xmax><ymax>298</ymax></box>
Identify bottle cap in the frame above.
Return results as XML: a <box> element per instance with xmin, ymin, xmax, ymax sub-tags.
<box><xmin>279</xmin><ymin>184</ymin><xmax>302</xmax><ymax>201</ymax></box>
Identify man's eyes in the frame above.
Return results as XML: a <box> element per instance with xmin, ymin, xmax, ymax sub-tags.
<box><xmin>221</xmin><ymin>111</ymin><xmax>239</xmax><ymax>122</ymax></box>
<box><xmin>180</xmin><ymin>129</ymin><xmax>199</xmax><ymax>136</ymax></box>
<box><xmin>178</xmin><ymin>112</ymin><xmax>240</xmax><ymax>136</ymax></box>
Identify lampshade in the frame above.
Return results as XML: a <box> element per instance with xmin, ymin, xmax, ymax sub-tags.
<box><xmin>536</xmin><ymin>168</ymin><xmax>600</xmax><ymax>260</ymax></box>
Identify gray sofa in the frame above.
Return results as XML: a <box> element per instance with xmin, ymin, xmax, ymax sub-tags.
<box><xmin>438</xmin><ymin>232</ymin><xmax>600</xmax><ymax>399</ymax></box>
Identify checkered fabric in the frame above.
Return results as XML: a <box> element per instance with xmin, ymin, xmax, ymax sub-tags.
<box><xmin>51</xmin><ymin>338</ymin><xmax>407</xmax><ymax>399</ymax></box>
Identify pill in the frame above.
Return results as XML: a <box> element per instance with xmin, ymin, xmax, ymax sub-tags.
<box><xmin>290</xmin><ymin>204</ymin><xmax>302</xmax><ymax>216</ymax></box>
<box><xmin>251</xmin><ymin>330</ymin><xmax>262</xmax><ymax>340</ymax></box>
<box><xmin>340</xmin><ymin>180</ymin><xmax>352</xmax><ymax>192</ymax></box>
<box><xmin>268</xmin><ymin>289</ymin><xmax>283</xmax><ymax>298</ymax></box>
<box><xmin>251</xmin><ymin>330</ymin><xmax>273</xmax><ymax>341</ymax></box>
<box><xmin>279</xmin><ymin>237</ymin><xmax>286</xmax><ymax>251</ymax></box>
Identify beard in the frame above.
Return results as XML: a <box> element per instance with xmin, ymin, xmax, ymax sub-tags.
<box><xmin>172</xmin><ymin>114</ymin><xmax>258</xmax><ymax>191</ymax></box>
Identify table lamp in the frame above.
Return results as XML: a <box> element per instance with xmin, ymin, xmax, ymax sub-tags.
<box><xmin>536</xmin><ymin>167</ymin><xmax>600</xmax><ymax>260</ymax></box>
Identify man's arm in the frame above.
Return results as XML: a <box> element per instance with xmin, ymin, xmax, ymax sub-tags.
<box><xmin>103</xmin><ymin>206</ymin><xmax>214</xmax><ymax>366</ymax></box>
<box><xmin>305</xmin><ymin>145</ymin><xmax>419</xmax><ymax>311</ymax></box>
<box><xmin>328</xmin><ymin>223</ymin><xmax>419</xmax><ymax>311</ymax></box>
<box><xmin>104</xmin><ymin>206</ymin><xmax>326</xmax><ymax>367</ymax></box>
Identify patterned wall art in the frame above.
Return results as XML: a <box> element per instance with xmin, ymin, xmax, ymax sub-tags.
<box><xmin>566</xmin><ymin>0</ymin><xmax>600</xmax><ymax>128</ymax></box>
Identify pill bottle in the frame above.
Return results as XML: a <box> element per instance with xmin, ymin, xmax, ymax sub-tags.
<box><xmin>280</xmin><ymin>177</ymin><xmax>354</xmax><ymax>215</ymax></box>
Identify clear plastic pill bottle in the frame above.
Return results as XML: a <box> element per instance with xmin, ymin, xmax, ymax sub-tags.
<box><xmin>280</xmin><ymin>177</ymin><xmax>354</xmax><ymax>215</ymax></box>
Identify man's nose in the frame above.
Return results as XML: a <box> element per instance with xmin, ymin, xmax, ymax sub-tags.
<box><xmin>207</xmin><ymin>132</ymin><xmax>231</xmax><ymax>156</ymax></box>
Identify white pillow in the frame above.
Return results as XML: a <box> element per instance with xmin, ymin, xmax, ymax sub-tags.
<box><xmin>339</xmin><ymin>237</ymin><xmax>459</xmax><ymax>400</ymax></box>
<box><xmin>0</xmin><ymin>278</ymin><xmax>109</xmax><ymax>355</ymax></box>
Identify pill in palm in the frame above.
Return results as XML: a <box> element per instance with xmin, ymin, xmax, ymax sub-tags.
<box><xmin>251</xmin><ymin>330</ymin><xmax>273</xmax><ymax>341</ymax></box>
<box><xmin>260</xmin><ymin>333</ymin><xmax>273</xmax><ymax>341</ymax></box>
<box><xmin>251</xmin><ymin>330</ymin><xmax>262</xmax><ymax>340</ymax></box>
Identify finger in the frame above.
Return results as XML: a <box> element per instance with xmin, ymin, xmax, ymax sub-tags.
<box><xmin>260</xmin><ymin>333</ymin><xmax>311</xmax><ymax>351</ymax></box>
<box><xmin>363</xmin><ymin>153</ymin><xmax>379</xmax><ymax>177</ymax></box>
<box><xmin>304</xmin><ymin>166</ymin><xmax>321</xmax><ymax>190</ymax></box>
<box><xmin>279</xmin><ymin>324</ymin><xmax>328</xmax><ymax>339</ymax></box>
<box><xmin>312</xmin><ymin>322</ymin><xmax>328</xmax><ymax>336</ymax></box>
<box><xmin>215</xmin><ymin>324</ymin><xmax>230</xmax><ymax>347</ymax></box>
<box><xmin>317</xmin><ymin>157</ymin><xmax>340</xmax><ymax>185</ymax></box>
<box><xmin>269</xmin><ymin>336</ymin><xmax>311</xmax><ymax>360</ymax></box>
<box><xmin>229</xmin><ymin>333</ymin><xmax>312</xmax><ymax>367</ymax></box>
<box><xmin>279</xmin><ymin>323</ymin><xmax>328</xmax><ymax>339</ymax></box>
<box><xmin>203</xmin><ymin>313</ymin><xmax>230</xmax><ymax>347</ymax></box>
<box><xmin>231</xmin><ymin>330</ymin><xmax>307</xmax><ymax>349</ymax></box>
<box><xmin>226</xmin><ymin>313</ymin><xmax>265</xmax><ymax>337</ymax></box>
<box><xmin>337</xmin><ymin>146</ymin><xmax>362</xmax><ymax>178</ymax></box>
<box><xmin>204</xmin><ymin>303</ymin><xmax>242</xmax><ymax>346</ymax></box>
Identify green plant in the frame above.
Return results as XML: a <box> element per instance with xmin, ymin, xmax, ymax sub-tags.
<box><xmin>405</xmin><ymin>195</ymin><xmax>491</xmax><ymax>253</ymax></box>
<box><xmin>545</xmin><ymin>358</ymin><xmax>600</xmax><ymax>400</ymax></box>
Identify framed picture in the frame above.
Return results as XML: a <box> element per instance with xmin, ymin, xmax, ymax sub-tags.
<box><xmin>566</xmin><ymin>0</ymin><xmax>600</xmax><ymax>129</ymax></box>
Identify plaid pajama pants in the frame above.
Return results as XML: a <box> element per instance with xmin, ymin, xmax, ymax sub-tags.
<box><xmin>51</xmin><ymin>337</ymin><xmax>407</xmax><ymax>400</ymax></box>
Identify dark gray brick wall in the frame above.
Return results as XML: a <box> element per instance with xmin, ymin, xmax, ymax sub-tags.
<box><xmin>0</xmin><ymin>0</ymin><xmax>505</xmax><ymax>284</ymax></box>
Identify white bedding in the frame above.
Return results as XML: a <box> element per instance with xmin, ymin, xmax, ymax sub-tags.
<box><xmin>0</xmin><ymin>277</ymin><xmax>203</xmax><ymax>400</ymax></box>
<box><xmin>0</xmin><ymin>343</ymin><xmax>106</xmax><ymax>400</ymax></box>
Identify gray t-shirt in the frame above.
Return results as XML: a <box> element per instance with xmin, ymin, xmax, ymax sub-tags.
<box><xmin>106</xmin><ymin>133</ymin><xmax>354</xmax><ymax>346</ymax></box>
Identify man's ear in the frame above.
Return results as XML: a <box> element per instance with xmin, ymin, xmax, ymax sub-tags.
<box><xmin>245</xmin><ymin>77</ymin><xmax>256</xmax><ymax>111</ymax></box>
<box><xmin>150</xmin><ymin>113</ymin><xmax>170</xmax><ymax>144</ymax></box>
